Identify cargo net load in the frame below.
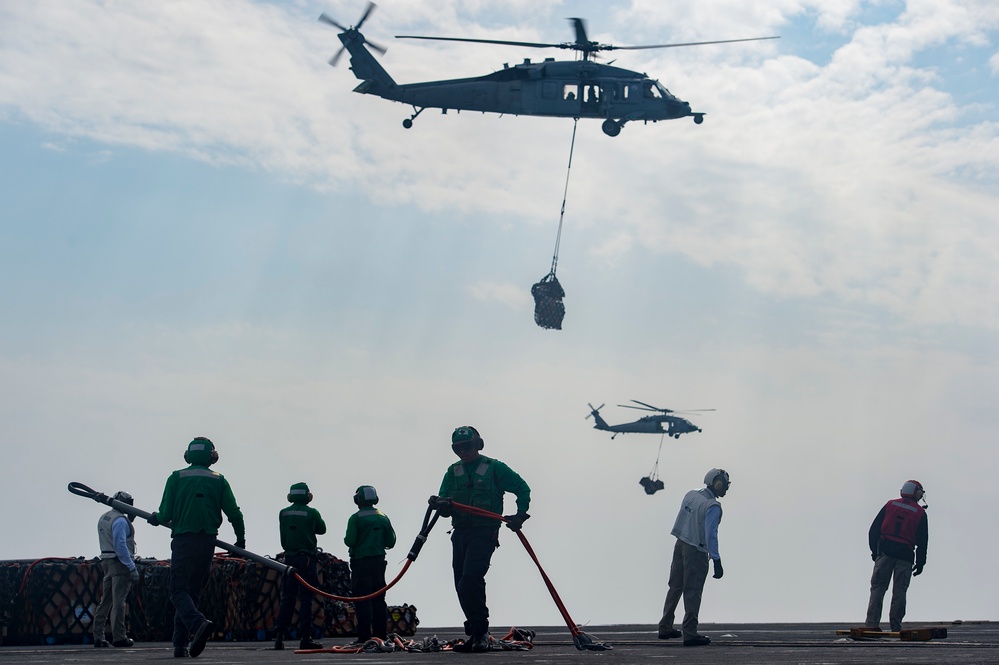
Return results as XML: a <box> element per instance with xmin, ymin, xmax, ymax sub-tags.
<box><xmin>0</xmin><ymin>554</ymin><xmax>418</xmax><ymax>646</ymax></box>
<box><xmin>532</xmin><ymin>272</ymin><xmax>566</xmax><ymax>330</ymax></box>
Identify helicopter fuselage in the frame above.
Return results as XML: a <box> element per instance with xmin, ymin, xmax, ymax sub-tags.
<box><xmin>354</xmin><ymin>58</ymin><xmax>697</xmax><ymax>131</ymax></box>
<box><xmin>337</xmin><ymin>27</ymin><xmax>702</xmax><ymax>136</ymax></box>
<box><xmin>589</xmin><ymin>406</ymin><xmax>702</xmax><ymax>439</ymax></box>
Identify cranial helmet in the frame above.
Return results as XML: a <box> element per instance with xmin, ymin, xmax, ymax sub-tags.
<box><xmin>112</xmin><ymin>491</ymin><xmax>134</xmax><ymax>506</ymax></box>
<box><xmin>704</xmin><ymin>468</ymin><xmax>730</xmax><ymax>487</ymax></box>
<box><xmin>288</xmin><ymin>482</ymin><xmax>313</xmax><ymax>504</ymax></box>
<box><xmin>354</xmin><ymin>485</ymin><xmax>379</xmax><ymax>506</ymax></box>
<box><xmin>184</xmin><ymin>437</ymin><xmax>218</xmax><ymax>466</ymax></box>
<box><xmin>451</xmin><ymin>426</ymin><xmax>484</xmax><ymax>452</ymax></box>
<box><xmin>900</xmin><ymin>479</ymin><xmax>924</xmax><ymax>498</ymax></box>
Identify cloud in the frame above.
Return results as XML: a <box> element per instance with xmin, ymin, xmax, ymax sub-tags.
<box><xmin>466</xmin><ymin>280</ymin><xmax>532</xmax><ymax>310</ymax></box>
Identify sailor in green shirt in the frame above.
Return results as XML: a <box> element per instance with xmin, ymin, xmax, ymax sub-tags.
<box><xmin>429</xmin><ymin>426</ymin><xmax>530</xmax><ymax>652</ymax></box>
<box><xmin>148</xmin><ymin>437</ymin><xmax>244</xmax><ymax>658</ymax></box>
<box><xmin>274</xmin><ymin>482</ymin><xmax>327</xmax><ymax>651</ymax></box>
<box><xmin>344</xmin><ymin>485</ymin><xmax>396</xmax><ymax>643</ymax></box>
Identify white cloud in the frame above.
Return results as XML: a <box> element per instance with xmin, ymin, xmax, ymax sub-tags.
<box><xmin>466</xmin><ymin>280</ymin><xmax>532</xmax><ymax>310</ymax></box>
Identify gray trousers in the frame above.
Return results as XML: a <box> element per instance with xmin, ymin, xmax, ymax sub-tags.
<box><xmin>866</xmin><ymin>554</ymin><xmax>912</xmax><ymax>631</ymax></box>
<box><xmin>659</xmin><ymin>539</ymin><xmax>710</xmax><ymax>640</ymax></box>
<box><xmin>93</xmin><ymin>558</ymin><xmax>132</xmax><ymax>642</ymax></box>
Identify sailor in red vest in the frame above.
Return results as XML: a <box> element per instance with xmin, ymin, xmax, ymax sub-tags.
<box><xmin>865</xmin><ymin>480</ymin><xmax>929</xmax><ymax>632</ymax></box>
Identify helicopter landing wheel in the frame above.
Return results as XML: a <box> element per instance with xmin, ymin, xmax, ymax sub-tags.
<box><xmin>402</xmin><ymin>118</ymin><xmax>413</xmax><ymax>129</ymax></box>
<box><xmin>693</xmin><ymin>114</ymin><xmax>704</xmax><ymax>125</ymax></box>
<box><xmin>601</xmin><ymin>119</ymin><xmax>621</xmax><ymax>137</ymax></box>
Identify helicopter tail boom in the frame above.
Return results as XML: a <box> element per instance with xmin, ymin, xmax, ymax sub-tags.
<box><xmin>339</xmin><ymin>30</ymin><xmax>396</xmax><ymax>88</ymax></box>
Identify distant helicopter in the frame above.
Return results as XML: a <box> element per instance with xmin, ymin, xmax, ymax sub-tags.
<box><xmin>319</xmin><ymin>4</ymin><xmax>778</xmax><ymax>136</ymax></box>
<box><xmin>587</xmin><ymin>400</ymin><xmax>714</xmax><ymax>439</ymax></box>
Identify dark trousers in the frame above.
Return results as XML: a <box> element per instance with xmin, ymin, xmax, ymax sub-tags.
<box><xmin>169</xmin><ymin>533</ymin><xmax>215</xmax><ymax>648</ymax></box>
<box><xmin>659</xmin><ymin>539</ymin><xmax>710</xmax><ymax>640</ymax></box>
<box><xmin>351</xmin><ymin>556</ymin><xmax>388</xmax><ymax>641</ymax></box>
<box><xmin>275</xmin><ymin>553</ymin><xmax>319</xmax><ymax>637</ymax></box>
<box><xmin>451</xmin><ymin>527</ymin><xmax>499</xmax><ymax>638</ymax></box>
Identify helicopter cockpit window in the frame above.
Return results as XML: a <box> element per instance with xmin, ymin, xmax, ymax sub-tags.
<box><xmin>653</xmin><ymin>80</ymin><xmax>676</xmax><ymax>100</ymax></box>
<box><xmin>642</xmin><ymin>81</ymin><xmax>662</xmax><ymax>99</ymax></box>
<box><xmin>563</xmin><ymin>84</ymin><xmax>577</xmax><ymax>101</ymax></box>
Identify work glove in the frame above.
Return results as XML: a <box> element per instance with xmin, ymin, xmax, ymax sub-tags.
<box><xmin>504</xmin><ymin>512</ymin><xmax>530</xmax><ymax>531</ymax></box>
<box><xmin>130</xmin><ymin>568</ymin><xmax>139</xmax><ymax>583</ymax></box>
<box><xmin>712</xmin><ymin>558</ymin><xmax>724</xmax><ymax>579</ymax></box>
<box><xmin>146</xmin><ymin>512</ymin><xmax>160</xmax><ymax>527</ymax></box>
<box><xmin>234</xmin><ymin>538</ymin><xmax>246</xmax><ymax>550</ymax></box>
<box><xmin>871</xmin><ymin>552</ymin><xmax>878</xmax><ymax>562</ymax></box>
<box><xmin>913</xmin><ymin>563</ymin><xmax>924</xmax><ymax>576</ymax></box>
<box><xmin>429</xmin><ymin>496</ymin><xmax>452</xmax><ymax>517</ymax></box>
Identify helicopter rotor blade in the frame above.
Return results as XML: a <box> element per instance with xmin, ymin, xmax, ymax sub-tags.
<box><xmin>328</xmin><ymin>46</ymin><xmax>347</xmax><ymax>67</ymax></box>
<box><xmin>396</xmin><ymin>35</ymin><xmax>565</xmax><ymax>50</ymax></box>
<box><xmin>354</xmin><ymin>1</ymin><xmax>376</xmax><ymax>32</ymax></box>
<box><xmin>365</xmin><ymin>37</ymin><xmax>388</xmax><ymax>55</ymax></box>
<box><xmin>618</xmin><ymin>404</ymin><xmax>657</xmax><ymax>412</ymax></box>
<box><xmin>317</xmin><ymin>12</ymin><xmax>348</xmax><ymax>31</ymax></box>
<box><xmin>606</xmin><ymin>35</ymin><xmax>780</xmax><ymax>51</ymax></box>
<box><xmin>568</xmin><ymin>17</ymin><xmax>589</xmax><ymax>46</ymax></box>
<box><xmin>631</xmin><ymin>399</ymin><xmax>671</xmax><ymax>412</ymax></box>
<box><xmin>585</xmin><ymin>402</ymin><xmax>605</xmax><ymax>420</ymax></box>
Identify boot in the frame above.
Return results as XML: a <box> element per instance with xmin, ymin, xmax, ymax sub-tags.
<box><xmin>299</xmin><ymin>637</ymin><xmax>324</xmax><ymax>650</ymax></box>
<box><xmin>469</xmin><ymin>633</ymin><xmax>490</xmax><ymax>652</ymax></box>
<box><xmin>274</xmin><ymin>631</ymin><xmax>284</xmax><ymax>650</ymax></box>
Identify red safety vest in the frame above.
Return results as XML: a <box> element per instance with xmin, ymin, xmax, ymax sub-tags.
<box><xmin>879</xmin><ymin>498</ymin><xmax>925</xmax><ymax>547</ymax></box>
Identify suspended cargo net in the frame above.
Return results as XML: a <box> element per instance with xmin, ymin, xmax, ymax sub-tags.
<box><xmin>532</xmin><ymin>272</ymin><xmax>566</xmax><ymax>330</ymax></box>
<box><xmin>0</xmin><ymin>554</ymin><xmax>417</xmax><ymax>645</ymax></box>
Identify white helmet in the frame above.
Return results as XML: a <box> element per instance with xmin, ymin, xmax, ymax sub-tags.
<box><xmin>704</xmin><ymin>468</ymin><xmax>730</xmax><ymax>486</ymax></box>
<box><xmin>900</xmin><ymin>479</ymin><xmax>924</xmax><ymax>498</ymax></box>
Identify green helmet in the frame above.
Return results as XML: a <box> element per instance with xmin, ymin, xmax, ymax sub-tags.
<box><xmin>451</xmin><ymin>426</ymin><xmax>483</xmax><ymax>451</ymax></box>
<box><xmin>288</xmin><ymin>482</ymin><xmax>313</xmax><ymax>504</ymax></box>
<box><xmin>353</xmin><ymin>485</ymin><xmax>379</xmax><ymax>506</ymax></box>
<box><xmin>184</xmin><ymin>437</ymin><xmax>218</xmax><ymax>466</ymax></box>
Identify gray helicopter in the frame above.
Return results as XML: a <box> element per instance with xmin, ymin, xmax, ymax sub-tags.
<box><xmin>319</xmin><ymin>4</ymin><xmax>778</xmax><ymax>136</ymax></box>
<box><xmin>587</xmin><ymin>400</ymin><xmax>714</xmax><ymax>439</ymax></box>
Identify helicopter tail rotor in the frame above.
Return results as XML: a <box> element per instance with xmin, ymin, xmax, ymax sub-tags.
<box><xmin>319</xmin><ymin>2</ymin><xmax>387</xmax><ymax>68</ymax></box>
<box><xmin>585</xmin><ymin>403</ymin><xmax>605</xmax><ymax>419</ymax></box>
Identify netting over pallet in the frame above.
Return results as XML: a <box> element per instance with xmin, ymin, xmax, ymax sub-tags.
<box><xmin>0</xmin><ymin>554</ymin><xmax>418</xmax><ymax>645</ymax></box>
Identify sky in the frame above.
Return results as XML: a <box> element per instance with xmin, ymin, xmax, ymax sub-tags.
<box><xmin>1</xmin><ymin>0</ymin><xmax>997</xmax><ymax>631</ymax></box>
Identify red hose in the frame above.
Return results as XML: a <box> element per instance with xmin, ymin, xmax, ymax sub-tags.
<box><xmin>447</xmin><ymin>501</ymin><xmax>584</xmax><ymax>638</ymax></box>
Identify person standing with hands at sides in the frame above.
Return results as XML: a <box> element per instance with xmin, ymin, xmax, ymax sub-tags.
<box><xmin>428</xmin><ymin>426</ymin><xmax>531</xmax><ymax>653</ymax></box>
<box><xmin>658</xmin><ymin>468</ymin><xmax>730</xmax><ymax>647</ymax></box>
<box><xmin>865</xmin><ymin>480</ymin><xmax>929</xmax><ymax>633</ymax></box>
<box><xmin>344</xmin><ymin>485</ymin><xmax>396</xmax><ymax>645</ymax></box>
<box><xmin>274</xmin><ymin>482</ymin><xmax>327</xmax><ymax>651</ymax></box>
<box><xmin>147</xmin><ymin>437</ymin><xmax>244</xmax><ymax>659</ymax></box>
<box><xmin>93</xmin><ymin>491</ymin><xmax>139</xmax><ymax>648</ymax></box>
